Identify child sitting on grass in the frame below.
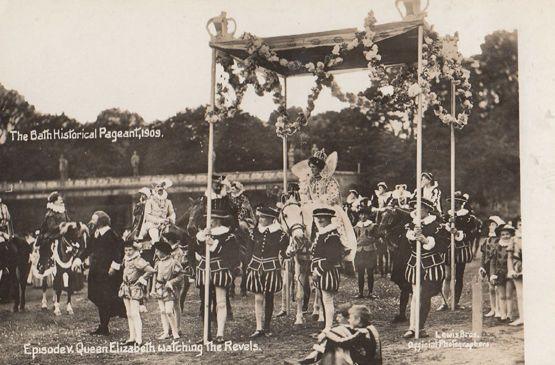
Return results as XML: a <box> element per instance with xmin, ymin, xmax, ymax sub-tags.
<box><xmin>291</xmin><ymin>304</ymin><xmax>382</xmax><ymax>365</ymax></box>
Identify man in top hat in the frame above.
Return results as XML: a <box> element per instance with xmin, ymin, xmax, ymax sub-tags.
<box><xmin>246</xmin><ymin>206</ymin><xmax>289</xmax><ymax>338</ymax></box>
<box><xmin>437</xmin><ymin>192</ymin><xmax>482</xmax><ymax>311</ymax></box>
<box><xmin>0</xmin><ymin>196</ymin><xmax>13</xmax><ymax>237</ymax></box>
<box><xmin>73</xmin><ymin>211</ymin><xmax>125</xmax><ymax>335</ymax></box>
<box><xmin>192</xmin><ymin>199</ymin><xmax>240</xmax><ymax>344</ymax></box>
<box><xmin>141</xmin><ymin>179</ymin><xmax>176</xmax><ymax>245</ymax></box>
<box><xmin>412</xmin><ymin>172</ymin><xmax>442</xmax><ymax>214</ymax></box>
<box><xmin>402</xmin><ymin>198</ymin><xmax>450</xmax><ymax>338</ymax></box>
<box><xmin>311</xmin><ymin>207</ymin><xmax>345</xmax><ymax>332</ymax></box>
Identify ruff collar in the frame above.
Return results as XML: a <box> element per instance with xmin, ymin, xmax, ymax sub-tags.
<box><xmin>316</xmin><ymin>223</ymin><xmax>338</xmax><ymax>235</ymax></box>
<box><xmin>448</xmin><ymin>208</ymin><xmax>469</xmax><ymax>217</ymax></box>
<box><xmin>356</xmin><ymin>220</ymin><xmax>373</xmax><ymax>228</ymax></box>
<box><xmin>257</xmin><ymin>222</ymin><xmax>281</xmax><ymax>234</ymax></box>
<box><xmin>152</xmin><ymin>190</ymin><xmax>168</xmax><ymax>201</ymax></box>
<box><xmin>47</xmin><ymin>202</ymin><xmax>66</xmax><ymax>214</ymax></box>
<box><xmin>410</xmin><ymin>211</ymin><xmax>437</xmax><ymax>225</ymax></box>
<box><xmin>125</xmin><ymin>251</ymin><xmax>140</xmax><ymax>261</ymax></box>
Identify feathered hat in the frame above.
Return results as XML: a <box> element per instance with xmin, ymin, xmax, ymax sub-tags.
<box><xmin>377</xmin><ymin>182</ymin><xmax>388</xmax><ymax>190</ymax></box>
<box><xmin>421</xmin><ymin>172</ymin><xmax>434</xmax><ymax>182</ymax></box>
<box><xmin>495</xmin><ymin>223</ymin><xmax>516</xmax><ymax>237</ymax></box>
<box><xmin>47</xmin><ymin>191</ymin><xmax>60</xmax><ymax>203</ymax></box>
<box><xmin>446</xmin><ymin>191</ymin><xmax>470</xmax><ymax>208</ymax></box>
<box><xmin>153</xmin><ymin>238</ymin><xmax>173</xmax><ymax>255</ymax></box>
<box><xmin>230</xmin><ymin>181</ymin><xmax>245</xmax><ymax>197</ymax></box>
<box><xmin>395</xmin><ymin>184</ymin><xmax>407</xmax><ymax>190</ymax></box>
<box><xmin>308</xmin><ymin>148</ymin><xmax>327</xmax><ymax>170</ymax></box>
<box><xmin>138</xmin><ymin>187</ymin><xmax>151</xmax><ymax>197</ymax></box>
<box><xmin>154</xmin><ymin>178</ymin><xmax>173</xmax><ymax>190</ymax></box>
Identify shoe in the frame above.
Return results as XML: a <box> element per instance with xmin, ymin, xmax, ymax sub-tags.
<box><xmin>418</xmin><ymin>330</ymin><xmax>429</xmax><ymax>338</ymax></box>
<box><xmin>484</xmin><ymin>310</ymin><xmax>496</xmax><ymax>317</ymax></box>
<box><xmin>249</xmin><ymin>330</ymin><xmax>266</xmax><ymax>339</ymax></box>
<box><xmin>391</xmin><ymin>315</ymin><xmax>408</xmax><ymax>323</ymax></box>
<box><xmin>368</xmin><ymin>294</ymin><xmax>378</xmax><ymax>300</ymax></box>
<box><xmin>356</xmin><ymin>294</ymin><xmax>364</xmax><ymax>299</ymax></box>
<box><xmin>196</xmin><ymin>338</ymin><xmax>211</xmax><ymax>345</ymax></box>
<box><xmin>120</xmin><ymin>340</ymin><xmax>136</xmax><ymax>346</ymax></box>
<box><xmin>455</xmin><ymin>304</ymin><xmax>466</xmax><ymax>310</ymax></box>
<box><xmin>66</xmin><ymin>303</ymin><xmax>74</xmax><ymax>315</ymax></box>
<box><xmin>402</xmin><ymin>330</ymin><xmax>415</xmax><ymax>339</ymax></box>
<box><xmin>509</xmin><ymin>318</ymin><xmax>523</xmax><ymax>326</ymax></box>
<box><xmin>158</xmin><ymin>333</ymin><xmax>171</xmax><ymax>340</ymax></box>
<box><xmin>214</xmin><ymin>336</ymin><xmax>225</xmax><ymax>344</ymax></box>
<box><xmin>276</xmin><ymin>310</ymin><xmax>287</xmax><ymax>318</ymax></box>
<box><xmin>173</xmin><ymin>333</ymin><xmax>180</xmax><ymax>340</ymax></box>
<box><xmin>436</xmin><ymin>303</ymin><xmax>449</xmax><ymax>312</ymax></box>
<box><xmin>90</xmin><ymin>328</ymin><xmax>109</xmax><ymax>336</ymax></box>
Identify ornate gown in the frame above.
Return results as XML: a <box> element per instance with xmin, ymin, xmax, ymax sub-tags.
<box><xmin>292</xmin><ymin>152</ymin><xmax>357</xmax><ymax>261</ymax></box>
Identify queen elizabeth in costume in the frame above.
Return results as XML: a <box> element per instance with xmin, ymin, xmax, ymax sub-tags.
<box><xmin>291</xmin><ymin>149</ymin><xmax>356</xmax><ymax>261</ymax></box>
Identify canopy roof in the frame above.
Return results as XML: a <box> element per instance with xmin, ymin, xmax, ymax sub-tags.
<box><xmin>210</xmin><ymin>19</ymin><xmax>423</xmax><ymax>77</ymax></box>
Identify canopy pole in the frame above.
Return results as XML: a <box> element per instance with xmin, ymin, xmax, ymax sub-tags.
<box><xmin>414</xmin><ymin>24</ymin><xmax>424</xmax><ymax>340</ymax></box>
<box><xmin>282</xmin><ymin>76</ymin><xmax>291</xmax><ymax>314</ymax></box>
<box><xmin>450</xmin><ymin>80</ymin><xmax>456</xmax><ymax>311</ymax></box>
<box><xmin>203</xmin><ymin>48</ymin><xmax>217</xmax><ymax>345</ymax></box>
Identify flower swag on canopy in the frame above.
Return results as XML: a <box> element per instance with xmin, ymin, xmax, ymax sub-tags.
<box><xmin>204</xmin><ymin>11</ymin><xmax>473</xmax><ymax>135</ymax></box>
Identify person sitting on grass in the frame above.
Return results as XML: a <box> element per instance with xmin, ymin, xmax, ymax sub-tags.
<box><xmin>291</xmin><ymin>304</ymin><xmax>382</xmax><ymax>365</ymax></box>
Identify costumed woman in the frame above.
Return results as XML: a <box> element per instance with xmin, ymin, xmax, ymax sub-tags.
<box><xmin>35</xmin><ymin>191</ymin><xmax>70</xmax><ymax>310</ymax></box>
<box><xmin>412</xmin><ymin>172</ymin><xmax>442</xmax><ymax>214</ymax></box>
<box><xmin>291</xmin><ymin>148</ymin><xmax>357</xmax><ymax>261</ymax></box>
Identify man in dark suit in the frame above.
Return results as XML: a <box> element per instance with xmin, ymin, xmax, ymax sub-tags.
<box><xmin>73</xmin><ymin>211</ymin><xmax>125</xmax><ymax>335</ymax></box>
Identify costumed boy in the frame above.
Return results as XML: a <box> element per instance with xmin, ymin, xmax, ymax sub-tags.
<box><xmin>246</xmin><ymin>206</ymin><xmax>289</xmax><ymax>338</ymax></box>
<box><xmin>118</xmin><ymin>240</ymin><xmax>155</xmax><ymax>346</ymax></box>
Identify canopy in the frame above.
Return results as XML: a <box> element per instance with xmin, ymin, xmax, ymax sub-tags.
<box><xmin>209</xmin><ymin>19</ymin><xmax>423</xmax><ymax>77</ymax></box>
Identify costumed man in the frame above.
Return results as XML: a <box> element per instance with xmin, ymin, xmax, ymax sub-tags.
<box><xmin>370</xmin><ymin>182</ymin><xmax>392</xmax><ymax>219</ymax></box>
<box><xmin>389</xmin><ymin>184</ymin><xmax>412</xmax><ymax>209</ymax></box>
<box><xmin>229</xmin><ymin>180</ymin><xmax>255</xmax><ymax>297</ymax></box>
<box><xmin>311</xmin><ymin>207</ymin><xmax>345</xmax><ymax>332</ymax></box>
<box><xmin>125</xmin><ymin>187</ymin><xmax>151</xmax><ymax>243</ymax></box>
<box><xmin>72</xmin><ymin>211</ymin><xmax>125</xmax><ymax>335</ymax></box>
<box><xmin>438</xmin><ymin>192</ymin><xmax>482</xmax><ymax>311</ymax></box>
<box><xmin>344</xmin><ymin>189</ymin><xmax>363</xmax><ymax>225</ymax></box>
<box><xmin>35</xmin><ymin>191</ymin><xmax>70</xmax><ymax>309</ymax></box>
<box><xmin>291</xmin><ymin>148</ymin><xmax>356</xmax><ymax>262</ymax></box>
<box><xmin>140</xmin><ymin>179</ymin><xmax>176</xmax><ymax>245</ymax></box>
<box><xmin>193</xmin><ymin>200</ymin><xmax>240</xmax><ymax>344</ymax></box>
<box><xmin>370</xmin><ymin>182</ymin><xmax>392</xmax><ymax>277</ymax></box>
<box><xmin>246</xmin><ymin>206</ymin><xmax>289</xmax><ymax>338</ymax></box>
<box><xmin>0</xmin><ymin>196</ymin><xmax>13</xmax><ymax>237</ymax></box>
<box><xmin>412</xmin><ymin>172</ymin><xmax>442</xmax><ymax>214</ymax></box>
<box><xmin>402</xmin><ymin>198</ymin><xmax>449</xmax><ymax>339</ymax></box>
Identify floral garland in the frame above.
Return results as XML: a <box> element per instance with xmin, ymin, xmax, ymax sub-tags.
<box><xmin>205</xmin><ymin>11</ymin><xmax>473</xmax><ymax>134</ymax></box>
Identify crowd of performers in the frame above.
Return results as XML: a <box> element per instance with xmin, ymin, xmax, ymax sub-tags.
<box><xmin>0</xmin><ymin>148</ymin><xmax>523</xmax><ymax>364</ymax></box>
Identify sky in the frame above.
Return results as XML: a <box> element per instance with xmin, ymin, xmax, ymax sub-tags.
<box><xmin>0</xmin><ymin>0</ymin><xmax>520</xmax><ymax>123</ymax></box>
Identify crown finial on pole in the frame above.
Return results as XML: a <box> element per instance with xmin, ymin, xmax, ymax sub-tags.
<box><xmin>206</xmin><ymin>11</ymin><xmax>237</xmax><ymax>41</ymax></box>
<box><xmin>395</xmin><ymin>0</ymin><xmax>430</xmax><ymax>21</ymax></box>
